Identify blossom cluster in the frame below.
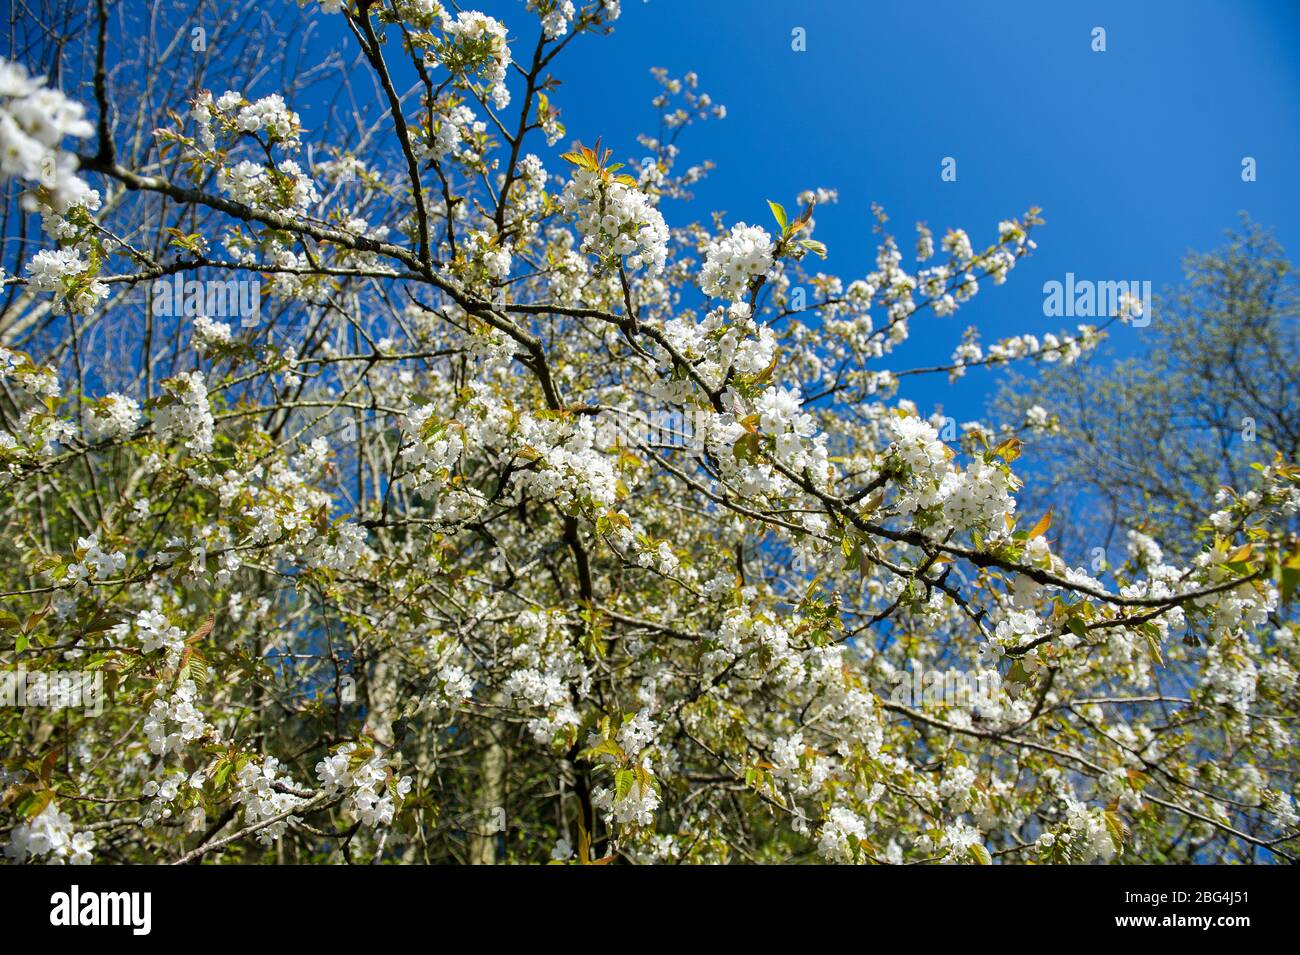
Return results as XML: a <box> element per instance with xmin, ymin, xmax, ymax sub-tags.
<box><xmin>700</xmin><ymin>223</ymin><xmax>774</xmax><ymax>301</ymax></box>
<box><xmin>561</xmin><ymin>166</ymin><xmax>670</xmax><ymax>276</ymax></box>
<box><xmin>0</xmin><ymin>57</ymin><xmax>94</xmax><ymax>213</ymax></box>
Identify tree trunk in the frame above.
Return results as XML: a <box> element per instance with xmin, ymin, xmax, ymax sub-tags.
<box><xmin>468</xmin><ymin>723</ymin><xmax>505</xmax><ymax>865</ymax></box>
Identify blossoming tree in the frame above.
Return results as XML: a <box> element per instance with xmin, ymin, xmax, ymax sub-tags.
<box><xmin>1</xmin><ymin>0</ymin><xmax>1297</xmax><ymax>864</ymax></box>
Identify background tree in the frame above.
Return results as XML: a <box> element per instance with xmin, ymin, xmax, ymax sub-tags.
<box><xmin>994</xmin><ymin>218</ymin><xmax>1300</xmax><ymax>568</ymax></box>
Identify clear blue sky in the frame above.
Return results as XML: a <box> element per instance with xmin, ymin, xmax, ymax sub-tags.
<box><xmin>290</xmin><ymin>0</ymin><xmax>1300</xmax><ymax>420</ymax></box>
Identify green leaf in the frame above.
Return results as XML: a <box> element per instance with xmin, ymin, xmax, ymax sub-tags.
<box><xmin>615</xmin><ymin>768</ymin><xmax>635</xmax><ymax>802</ymax></box>
<box><xmin>1283</xmin><ymin>565</ymin><xmax>1300</xmax><ymax>604</ymax></box>
<box><xmin>1104</xmin><ymin>810</ymin><xmax>1130</xmax><ymax>853</ymax></box>
<box><xmin>733</xmin><ymin>431</ymin><xmax>763</xmax><ymax>463</ymax></box>
<box><xmin>580</xmin><ymin>738</ymin><xmax>625</xmax><ymax>762</ymax></box>
<box><xmin>1143</xmin><ymin>630</ymin><xmax>1164</xmax><ymax>667</ymax></box>
<box><xmin>767</xmin><ymin>200</ymin><xmax>788</xmax><ymax>233</ymax></box>
<box><xmin>23</xmin><ymin>789</ymin><xmax>54</xmax><ymax>819</ymax></box>
<box><xmin>213</xmin><ymin>761</ymin><xmax>234</xmax><ymax>790</ymax></box>
<box><xmin>988</xmin><ymin>436</ymin><xmax>1022</xmax><ymax>464</ymax></box>
<box><xmin>751</xmin><ymin>348</ymin><xmax>779</xmax><ymax>386</ymax></box>
<box><xmin>1006</xmin><ymin>660</ymin><xmax>1032</xmax><ymax>685</ymax></box>
<box><xmin>1278</xmin><ymin>540</ymin><xmax>1300</xmax><ymax>603</ymax></box>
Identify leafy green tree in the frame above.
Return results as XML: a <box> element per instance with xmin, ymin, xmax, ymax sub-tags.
<box><xmin>995</xmin><ymin>218</ymin><xmax>1299</xmax><ymax>568</ymax></box>
<box><xmin>1</xmin><ymin>4</ymin><xmax>1296</xmax><ymax>867</ymax></box>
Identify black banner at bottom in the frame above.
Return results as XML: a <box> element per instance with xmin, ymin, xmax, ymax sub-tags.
<box><xmin>0</xmin><ymin>862</ymin><xmax>1280</xmax><ymax>942</ymax></box>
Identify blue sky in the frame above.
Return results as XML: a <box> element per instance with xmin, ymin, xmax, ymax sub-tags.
<box><xmin>288</xmin><ymin>0</ymin><xmax>1300</xmax><ymax>420</ymax></box>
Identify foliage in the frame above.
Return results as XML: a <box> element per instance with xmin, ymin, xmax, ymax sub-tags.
<box><xmin>0</xmin><ymin>1</ymin><xmax>1296</xmax><ymax>865</ymax></box>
